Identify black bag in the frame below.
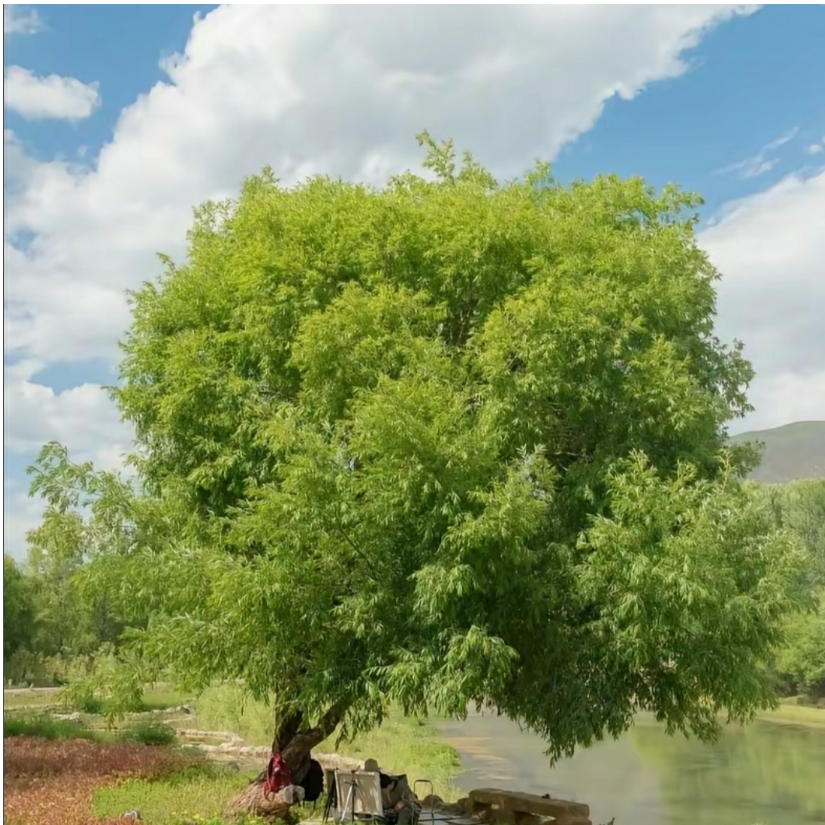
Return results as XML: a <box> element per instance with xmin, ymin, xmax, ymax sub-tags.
<box><xmin>300</xmin><ymin>758</ymin><xmax>324</xmax><ymax>803</ymax></box>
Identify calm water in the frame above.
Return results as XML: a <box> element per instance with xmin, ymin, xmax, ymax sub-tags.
<box><xmin>438</xmin><ymin>709</ymin><xmax>825</xmax><ymax>825</ymax></box>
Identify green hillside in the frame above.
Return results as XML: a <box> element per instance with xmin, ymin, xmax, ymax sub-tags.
<box><xmin>730</xmin><ymin>421</ymin><xmax>825</xmax><ymax>483</ymax></box>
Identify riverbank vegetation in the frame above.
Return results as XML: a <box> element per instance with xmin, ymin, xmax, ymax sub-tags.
<box><xmin>3</xmin><ymin>686</ymin><xmax>457</xmax><ymax>825</ymax></box>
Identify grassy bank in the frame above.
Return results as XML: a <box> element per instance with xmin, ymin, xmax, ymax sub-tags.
<box><xmin>2</xmin><ymin>684</ymin><xmax>458</xmax><ymax>824</ymax></box>
<box><xmin>3</xmin><ymin>688</ymin><xmax>60</xmax><ymax>709</ymax></box>
<box><xmin>4</xmin><ymin>714</ymin><xmax>256</xmax><ymax>824</ymax></box>
<box><xmin>322</xmin><ymin>715</ymin><xmax>459</xmax><ymax>800</ymax></box>
<box><xmin>5</xmin><ymin>681</ymin><xmax>460</xmax><ymax>822</ymax></box>
<box><xmin>3</xmin><ymin>683</ymin><xmax>193</xmax><ymax>714</ymax></box>
<box><xmin>755</xmin><ymin>698</ymin><xmax>825</xmax><ymax>729</ymax></box>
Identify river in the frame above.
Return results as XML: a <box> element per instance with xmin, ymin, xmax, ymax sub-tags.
<box><xmin>438</xmin><ymin>709</ymin><xmax>825</xmax><ymax>825</ymax></box>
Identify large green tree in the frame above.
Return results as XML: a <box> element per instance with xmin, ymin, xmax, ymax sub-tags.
<box><xmin>28</xmin><ymin>136</ymin><xmax>805</xmax><ymax>783</ymax></box>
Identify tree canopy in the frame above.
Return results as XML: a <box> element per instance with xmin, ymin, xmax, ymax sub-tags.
<box><xmin>26</xmin><ymin>135</ymin><xmax>807</xmax><ymax>761</ymax></box>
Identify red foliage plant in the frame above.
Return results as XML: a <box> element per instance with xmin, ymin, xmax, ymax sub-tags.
<box><xmin>3</xmin><ymin>736</ymin><xmax>195</xmax><ymax>825</ymax></box>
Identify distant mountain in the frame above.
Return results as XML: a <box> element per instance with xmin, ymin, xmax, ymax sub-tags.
<box><xmin>730</xmin><ymin>421</ymin><xmax>825</xmax><ymax>484</ymax></box>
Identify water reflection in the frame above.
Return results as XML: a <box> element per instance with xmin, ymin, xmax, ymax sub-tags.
<box><xmin>631</xmin><ymin>720</ymin><xmax>825</xmax><ymax>825</ymax></box>
<box><xmin>439</xmin><ymin>710</ymin><xmax>825</xmax><ymax>825</ymax></box>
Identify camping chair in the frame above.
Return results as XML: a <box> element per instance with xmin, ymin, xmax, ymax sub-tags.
<box><xmin>323</xmin><ymin>769</ymin><xmax>446</xmax><ymax>825</ymax></box>
<box><xmin>333</xmin><ymin>770</ymin><xmax>386</xmax><ymax>824</ymax></box>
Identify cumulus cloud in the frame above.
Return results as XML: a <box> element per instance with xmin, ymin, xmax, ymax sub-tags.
<box><xmin>3</xmin><ymin>5</ymin><xmax>42</xmax><ymax>36</ymax></box>
<box><xmin>3</xmin><ymin>480</ymin><xmax>47</xmax><ymax>561</ymax></box>
<box><xmin>3</xmin><ymin>373</ymin><xmax>132</xmax><ymax>468</ymax></box>
<box><xmin>808</xmin><ymin>135</ymin><xmax>825</xmax><ymax>155</ymax></box>
<box><xmin>2</xmin><ymin>366</ymin><xmax>132</xmax><ymax>560</ymax></box>
<box><xmin>3</xmin><ymin>129</ymin><xmax>36</xmax><ymax>193</ymax></box>
<box><xmin>2</xmin><ymin>4</ymin><xmax>766</xmax><ymax>554</ymax></box>
<box><xmin>700</xmin><ymin>169</ymin><xmax>825</xmax><ymax>432</ymax></box>
<box><xmin>4</xmin><ymin>66</ymin><xmax>101</xmax><ymax>120</ymax></box>
<box><xmin>2</xmin><ymin>4</ymin><xmax>755</xmax><ymax>368</ymax></box>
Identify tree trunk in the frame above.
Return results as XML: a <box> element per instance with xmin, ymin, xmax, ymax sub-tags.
<box><xmin>227</xmin><ymin>703</ymin><xmax>346</xmax><ymax>820</ymax></box>
<box><xmin>227</xmin><ymin>784</ymin><xmax>298</xmax><ymax>821</ymax></box>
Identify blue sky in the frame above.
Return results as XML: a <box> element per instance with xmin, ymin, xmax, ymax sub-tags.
<box><xmin>4</xmin><ymin>4</ymin><xmax>825</xmax><ymax>558</ymax></box>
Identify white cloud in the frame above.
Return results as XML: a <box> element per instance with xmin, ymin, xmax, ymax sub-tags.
<box><xmin>717</xmin><ymin>127</ymin><xmax>798</xmax><ymax>179</ymax></box>
<box><xmin>4</xmin><ymin>66</ymin><xmax>101</xmax><ymax>120</ymax></box>
<box><xmin>1</xmin><ymin>4</ymin><xmax>762</xmax><ymax>554</ymax></box>
<box><xmin>3</xmin><ymin>480</ymin><xmax>47</xmax><ymax>561</ymax></box>
<box><xmin>2</xmin><ymin>4</ymin><xmax>755</xmax><ymax>369</ymax></box>
<box><xmin>743</xmin><ymin>370</ymin><xmax>825</xmax><ymax>435</ymax></box>
<box><xmin>700</xmin><ymin>169</ymin><xmax>825</xmax><ymax>433</ymax></box>
<box><xmin>3</xmin><ymin>375</ymin><xmax>132</xmax><ymax>468</ymax></box>
<box><xmin>2</xmin><ymin>367</ymin><xmax>133</xmax><ymax>560</ymax></box>
<box><xmin>3</xmin><ymin>5</ymin><xmax>42</xmax><ymax>36</ymax></box>
<box><xmin>808</xmin><ymin>135</ymin><xmax>825</xmax><ymax>155</ymax></box>
<box><xmin>3</xmin><ymin>129</ymin><xmax>36</xmax><ymax>193</ymax></box>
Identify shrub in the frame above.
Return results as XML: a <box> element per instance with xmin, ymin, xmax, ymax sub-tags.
<box><xmin>121</xmin><ymin>722</ymin><xmax>178</xmax><ymax>747</ymax></box>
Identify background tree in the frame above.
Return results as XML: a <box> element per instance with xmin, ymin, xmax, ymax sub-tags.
<box><xmin>10</xmin><ymin>445</ymin><xmax>142</xmax><ymax>685</ymax></box>
<box><xmin>774</xmin><ymin>595</ymin><xmax>825</xmax><ymax>698</ymax></box>
<box><xmin>26</xmin><ymin>136</ymin><xmax>806</xmax><ymax>796</ymax></box>
<box><xmin>3</xmin><ymin>555</ymin><xmax>36</xmax><ymax>665</ymax></box>
<box><xmin>758</xmin><ymin>479</ymin><xmax>825</xmax><ymax>698</ymax></box>
<box><xmin>767</xmin><ymin>480</ymin><xmax>825</xmax><ymax>586</ymax></box>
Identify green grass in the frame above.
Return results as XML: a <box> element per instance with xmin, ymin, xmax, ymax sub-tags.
<box><xmin>755</xmin><ymin>699</ymin><xmax>825</xmax><ymax>729</ymax></box>
<box><xmin>93</xmin><ymin>762</ymin><xmax>259</xmax><ymax>825</ymax></box>
<box><xmin>121</xmin><ymin>721</ymin><xmax>179</xmax><ymax>746</ymax></box>
<box><xmin>193</xmin><ymin>684</ymin><xmax>274</xmax><ymax>745</ymax></box>
<box><xmin>3</xmin><ymin>714</ymin><xmax>101</xmax><ymax>741</ymax></box>
<box><xmin>6</xmin><ymin>681</ymin><xmax>460</xmax><ymax>818</ymax></box>
<box><xmin>59</xmin><ymin>682</ymin><xmax>193</xmax><ymax>717</ymax></box>
<box><xmin>92</xmin><ymin>708</ymin><xmax>459</xmax><ymax>825</ymax></box>
<box><xmin>2</xmin><ymin>689</ymin><xmax>59</xmax><ymax>709</ymax></box>
<box><xmin>140</xmin><ymin>688</ymin><xmax>194</xmax><ymax>712</ymax></box>
<box><xmin>3</xmin><ymin>713</ymin><xmax>179</xmax><ymax>745</ymax></box>
<box><xmin>3</xmin><ymin>684</ymin><xmax>189</xmax><ymax>714</ymax></box>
